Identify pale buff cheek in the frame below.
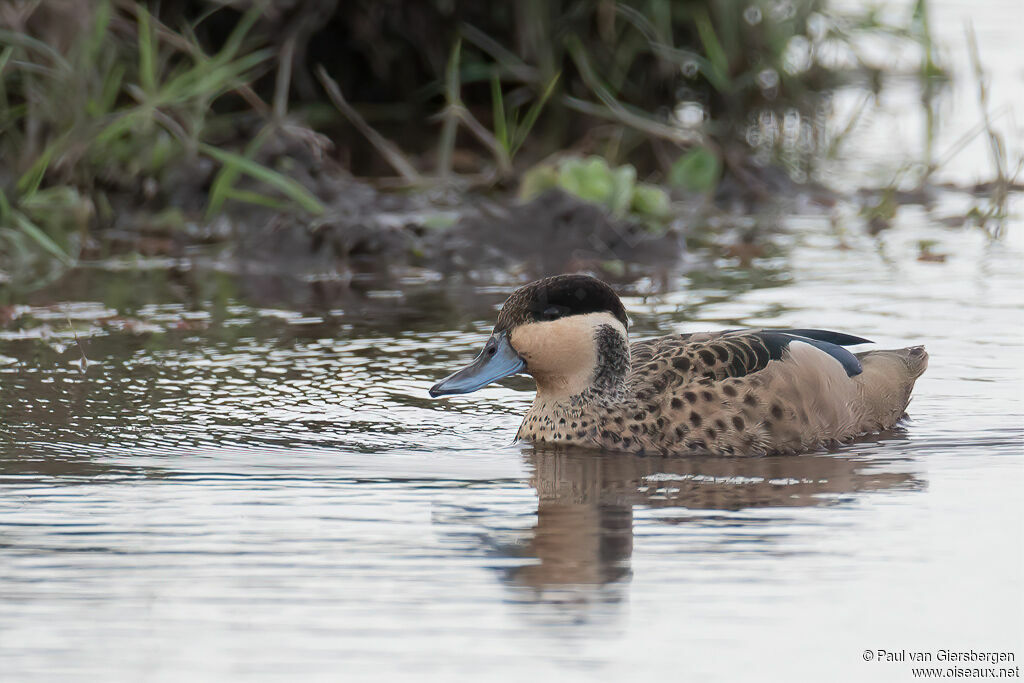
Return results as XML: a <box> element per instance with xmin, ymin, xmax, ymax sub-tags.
<box><xmin>509</xmin><ymin>313</ymin><xmax>624</xmax><ymax>382</ymax></box>
<box><xmin>512</xmin><ymin>326</ymin><xmax>590</xmax><ymax>377</ymax></box>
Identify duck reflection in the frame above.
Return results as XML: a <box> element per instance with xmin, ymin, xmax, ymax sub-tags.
<box><xmin>511</xmin><ymin>444</ymin><xmax>922</xmax><ymax>591</ymax></box>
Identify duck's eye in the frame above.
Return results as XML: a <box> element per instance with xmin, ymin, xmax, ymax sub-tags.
<box><xmin>541</xmin><ymin>305</ymin><xmax>569</xmax><ymax>320</ymax></box>
<box><xmin>485</xmin><ymin>345</ymin><xmax>496</xmax><ymax>357</ymax></box>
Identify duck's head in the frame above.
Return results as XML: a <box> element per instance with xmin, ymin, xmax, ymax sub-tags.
<box><xmin>430</xmin><ymin>274</ymin><xmax>629</xmax><ymax>398</ymax></box>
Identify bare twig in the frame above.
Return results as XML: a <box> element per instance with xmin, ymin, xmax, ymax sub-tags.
<box><xmin>437</xmin><ymin>104</ymin><xmax>512</xmax><ymax>176</ymax></box>
<box><xmin>436</xmin><ymin>39</ymin><xmax>462</xmax><ymax>178</ymax></box>
<box><xmin>63</xmin><ymin>310</ymin><xmax>89</xmax><ymax>373</ymax></box>
<box><xmin>563</xmin><ymin>96</ymin><xmax>694</xmax><ymax>145</ymax></box>
<box><xmin>966</xmin><ymin>24</ymin><xmax>1007</xmax><ymax>189</ymax></box>
<box><xmin>964</xmin><ymin>22</ymin><xmax>1019</xmax><ymax>235</ymax></box>
<box><xmin>315</xmin><ymin>64</ymin><xmax>422</xmax><ymax>184</ymax></box>
<box><xmin>564</xmin><ymin>36</ymin><xmax>693</xmax><ymax>145</ymax></box>
<box><xmin>459</xmin><ymin>22</ymin><xmax>538</xmax><ymax>84</ymax></box>
<box><xmin>933</xmin><ymin>104</ymin><xmax>1012</xmax><ymax>171</ymax></box>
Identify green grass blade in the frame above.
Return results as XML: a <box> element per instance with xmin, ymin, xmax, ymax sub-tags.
<box><xmin>199</xmin><ymin>143</ymin><xmax>324</xmax><ymax>215</ymax></box>
<box><xmin>695</xmin><ymin>10</ymin><xmax>732</xmax><ymax>93</ymax></box>
<box><xmin>137</xmin><ymin>6</ymin><xmax>157</xmax><ymax>94</ymax></box>
<box><xmin>217</xmin><ymin>5</ymin><xmax>264</xmax><ymax>63</ymax></box>
<box><xmin>89</xmin><ymin>62</ymin><xmax>125</xmax><ymax>117</ymax></box>
<box><xmin>0</xmin><ymin>29</ymin><xmax>71</xmax><ymax>72</ymax></box>
<box><xmin>490</xmin><ymin>70</ymin><xmax>509</xmax><ymax>153</ymax></box>
<box><xmin>0</xmin><ymin>45</ymin><xmax>13</xmax><ymax>73</ymax></box>
<box><xmin>0</xmin><ymin>45</ymin><xmax>13</xmax><ymax>114</ymax></box>
<box><xmin>437</xmin><ymin>38</ymin><xmax>463</xmax><ymax>175</ymax></box>
<box><xmin>445</xmin><ymin>38</ymin><xmax>462</xmax><ymax>105</ymax></box>
<box><xmin>12</xmin><ymin>212</ymin><xmax>71</xmax><ymax>264</ymax></box>
<box><xmin>159</xmin><ymin>48</ymin><xmax>271</xmax><ymax>104</ymax></box>
<box><xmin>95</xmin><ymin>110</ymin><xmax>144</xmax><ymax>147</ymax></box>
<box><xmin>16</xmin><ymin>143</ymin><xmax>57</xmax><ymax>197</ymax></box>
<box><xmin>222</xmin><ymin>188</ymin><xmax>289</xmax><ymax>211</ymax></box>
<box><xmin>511</xmin><ymin>72</ymin><xmax>560</xmax><ymax>156</ymax></box>
<box><xmin>207</xmin><ymin>156</ymin><xmax>242</xmax><ymax>216</ymax></box>
<box><xmin>207</xmin><ymin>127</ymin><xmax>273</xmax><ymax>216</ymax></box>
<box><xmin>0</xmin><ymin>103</ymin><xmax>25</xmax><ymax>139</ymax></box>
<box><xmin>86</xmin><ymin>0</ymin><xmax>112</xmax><ymax>64</ymax></box>
<box><xmin>0</xmin><ymin>189</ymin><xmax>11</xmax><ymax>222</ymax></box>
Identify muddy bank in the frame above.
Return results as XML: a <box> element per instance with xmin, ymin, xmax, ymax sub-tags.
<box><xmin>235</xmin><ymin>187</ymin><xmax>684</xmax><ymax>276</ymax></box>
<box><xmin>135</xmin><ymin>135</ymin><xmax>696</xmax><ymax>296</ymax></box>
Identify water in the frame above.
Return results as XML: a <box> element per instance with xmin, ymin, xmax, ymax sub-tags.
<box><xmin>3</xmin><ymin>206</ymin><xmax>1021</xmax><ymax>681</ymax></box>
<box><xmin>3</xmin><ymin>6</ymin><xmax>1024</xmax><ymax>682</ymax></box>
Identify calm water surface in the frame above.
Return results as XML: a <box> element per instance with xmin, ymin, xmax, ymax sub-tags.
<box><xmin>3</xmin><ymin>5</ymin><xmax>1024</xmax><ymax>681</ymax></box>
<box><xmin>2</xmin><ymin>208</ymin><xmax>1021</xmax><ymax>682</ymax></box>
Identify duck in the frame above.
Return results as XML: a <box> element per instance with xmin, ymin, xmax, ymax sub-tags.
<box><xmin>430</xmin><ymin>274</ymin><xmax>928</xmax><ymax>456</ymax></box>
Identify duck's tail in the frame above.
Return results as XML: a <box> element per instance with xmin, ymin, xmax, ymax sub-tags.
<box><xmin>852</xmin><ymin>346</ymin><xmax>928</xmax><ymax>431</ymax></box>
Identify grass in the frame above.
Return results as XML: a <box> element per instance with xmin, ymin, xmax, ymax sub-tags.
<box><xmin>0</xmin><ymin>1</ymin><xmax>323</xmax><ymax>282</ymax></box>
<box><xmin>490</xmin><ymin>69</ymin><xmax>560</xmax><ymax>163</ymax></box>
<box><xmin>0</xmin><ymin>0</ymin><xmax>1005</xmax><ymax>288</ymax></box>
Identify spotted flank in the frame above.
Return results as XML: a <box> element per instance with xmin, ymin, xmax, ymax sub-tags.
<box><xmin>430</xmin><ymin>274</ymin><xmax>928</xmax><ymax>456</ymax></box>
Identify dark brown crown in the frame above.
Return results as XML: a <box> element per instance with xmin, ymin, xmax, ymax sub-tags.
<box><xmin>494</xmin><ymin>274</ymin><xmax>629</xmax><ymax>332</ymax></box>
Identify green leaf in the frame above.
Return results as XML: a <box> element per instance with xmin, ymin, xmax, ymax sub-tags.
<box><xmin>558</xmin><ymin>156</ymin><xmax>614</xmax><ymax>204</ymax></box>
<box><xmin>669</xmin><ymin>146</ymin><xmax>721</xmax><ymax>192</ymax></box>
<box><xmin>631</xmin><ymin>183</ymin><xmax>671</xmax><ymax>218</ymax></box>
<box><xmin>607</xmin><ymin>164</ymin><xmax>637</xmax><ymax>216</ymax></box>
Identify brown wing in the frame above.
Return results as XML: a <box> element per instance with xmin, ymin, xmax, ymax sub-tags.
<box><xmin>627</xmin><ymin>332</ymin><xmax>774</xmax><ymax>396</ymax></box>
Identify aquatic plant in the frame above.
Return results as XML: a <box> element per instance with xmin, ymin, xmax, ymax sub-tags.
<box><xmin>0</xmin><ymin>1</ymin><xmax>323</xmax><ymax>281</ymax></box>
<box><xmin>520</xmin><ymin>156</ymin><xmax>671</xmax><ymax>224</ymax></box>
<box><xmin>0</xmin><ymin>0</ymin><xmax>981</xmax><ymax>288</ymax></box>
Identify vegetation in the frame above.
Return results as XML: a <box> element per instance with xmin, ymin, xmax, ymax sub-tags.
<box><xmin>0</xmin><ymin>1</ymin><xmax>321</xmax><ymax>284</ymax></box>
<box><xmin>0</xmin><ymin>0</ymin><xmax>973</xmax><ymax>287</ymax></box>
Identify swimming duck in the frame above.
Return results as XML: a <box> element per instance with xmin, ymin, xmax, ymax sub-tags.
<box><xmin>430</xmin><ymin>274</ymin><xmax>928</xmax><ymax>456</ymax></box>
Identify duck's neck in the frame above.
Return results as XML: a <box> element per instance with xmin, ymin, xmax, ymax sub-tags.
<box><xmin>516</xmin><ymin>322</ymin><xmax>630</xmax><ymax>443</ymax></box>
<box><xmin>532</xmin><ymin>324</ymin><xmax>629</xmax><ymax>410</ymax></box>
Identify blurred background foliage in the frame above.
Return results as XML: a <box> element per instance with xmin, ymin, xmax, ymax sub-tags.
<box><xmin>0</xmin><ymin>0</ymin><xmax>942</xmax><ymax>285</ymax></box>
